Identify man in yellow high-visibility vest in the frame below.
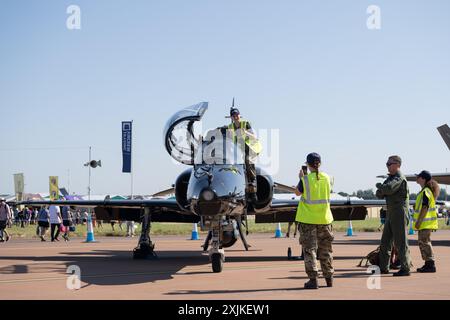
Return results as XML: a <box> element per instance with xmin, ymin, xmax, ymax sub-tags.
<box><xmin>294</xmin><ymin>153</ymin><xmax>334</xmax><ymax>289</ymax></box>
<box><xmin>227</xmin><ymin>106</ymin><xmax>262</xmax><ymax>204</ymax></box>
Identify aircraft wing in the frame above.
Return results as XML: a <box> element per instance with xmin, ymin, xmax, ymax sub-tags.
<box><xmin>152</xmin><ymin>188</ymin><xmax>175</xmax><ymax>197</ymax></box>
<box><xmin>16</xmin><ymin>198</ymin><xmax>200</xmax><ymax>223</ymax></box>
<box><xmin>255</xmin><ymin>198</ymin><xmax>445</xmax><ymax>223</ymax></box>
<box><xmin>405</xmin><ymin>173</ymin><xmax>450</xmax><ymax>185</ymax></box>
<box><xmin>273</xmin><ymin>182</ymin><xmax>297</xmax><ymax>194</ymax></box>
<box><xmin>437</xmin><ymin>124</ymin><xmax>450</xmax><ymax>151</ymax></box>
<box><xmin>254</xmin><ymin>198</ymin><xmax>385</xmax><ymax>223</ymax></box>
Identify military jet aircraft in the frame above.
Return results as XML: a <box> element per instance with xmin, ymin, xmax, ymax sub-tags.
<box><xmin>378</xmin><ymin>124</ymin><xmax>450</xmax><ymax>185</ymax></box>
<box><xmin>18</xmin><ymin>102</ymin><xmax>393</xmax><ymax>273</ymax></box>
<box><xmin>405</xmin><ymin>124</ymin><xmax>450</xmax><ymax>185</ymax></box>
<box><xmin>377</xmin><ymin>124</ymin><xmax>450</xmax><ymax>185</ymax></box>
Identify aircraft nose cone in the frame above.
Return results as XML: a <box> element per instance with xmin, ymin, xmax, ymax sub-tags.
<box><xmin>200</xmin><ymin>189</ymin><xmax>215</xmax><ymax>201</ymax></box>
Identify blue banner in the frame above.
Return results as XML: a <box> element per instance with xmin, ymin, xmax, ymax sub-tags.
<box><xmin>122</xmin><ymin>121</ymin><xmax>132</xmax><ymax>173</ymax></box>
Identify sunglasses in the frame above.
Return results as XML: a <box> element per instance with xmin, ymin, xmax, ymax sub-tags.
<box><xmin>386</xmin><ymin>162</ymin><xmax>398</xmax><ymax>167</ymax></box>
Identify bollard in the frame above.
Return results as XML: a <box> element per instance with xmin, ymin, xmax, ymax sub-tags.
<box><xmin>346</xmin><ymin>220</ymin><xmax>354</xmax><ymax>236</ymax></box>
<box><xmin>408</xmin><ymin>214</ymin><xmax>415</xmax><ymax>235</ymax></box>
<box><xmin>275</xmin><ymin>223</ymin><xmax>283</xmax><ymax>238</ymax></box>
<box><xmin>84</xmin><ymin>213</ymin><xmax>97</xmax><ymax>243</ymax></box>
<box><xmin>191</xmin><ymin>223</ymin><xmax>200</xmax><ymax>240</ymax></box>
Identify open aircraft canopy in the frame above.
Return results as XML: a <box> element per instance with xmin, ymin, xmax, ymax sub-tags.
<box><xmin>163</xmin><ymin>102</ymin><xmax>208</xmax><ymax>165</ymax></box>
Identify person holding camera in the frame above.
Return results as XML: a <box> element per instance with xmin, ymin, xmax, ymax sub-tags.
<box><xmin>295</xmin><ymin>153</ymin><xmax>334</xmax><ymax>289</ymax></box>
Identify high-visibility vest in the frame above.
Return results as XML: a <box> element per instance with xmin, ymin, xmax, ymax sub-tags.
<box><xmin>413</xmin><ymin>187</ymin><xmax>438</xmax><ymax>230</ymax></box>
<box><xmin>228</xmin><ymin>121</ymin><xmax>262</xmax><ymax>155</ymax></box>
<box><xmin>295</xmin><ymin>172</ymin><xmax>333</xmax><ymax>225</ymax></box>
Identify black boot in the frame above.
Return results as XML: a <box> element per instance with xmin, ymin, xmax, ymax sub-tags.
<box><xmin>304</xmin><ymin>278</ymin><xmax>319</xmax><ymax>289</ymax></box>
<box><xmin>417</xmin><ymin>260</ymin><xmax>436</xmax><ymax>273</ymax></box>
<box><xmin>391</xmin><ymin>260</ymin><xmax>401</xmax><ymax>270</ymax></box>
<box><xmin>325</xmin><ymin>277</ymin><xmax>333</xmax><ymax>287</ymax></box>
<box><xmin>393</xmin><ymin>269</ymin><xmax>410</xmax><ymax>277</ymax></box>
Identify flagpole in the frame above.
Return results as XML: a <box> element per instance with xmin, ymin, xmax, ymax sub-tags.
<box><xmin>88</xmin><ymin>146</ymin><xmax>92</xmax><ymax>201</ymax></box>
<box><xmin>130</xmin><ymin>120</ymin><xmax>134</xmax><ymax>200</ymax></box>
<box><xmin>68</xmin><ymin>169</ymin><xmax>71</xmax><ymax>195</ymax></box>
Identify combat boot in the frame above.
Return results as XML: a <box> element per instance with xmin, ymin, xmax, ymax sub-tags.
<box><xmin>391</xmin><ymin>260</ymin><xmax>401</xmax><ymax>270</ymax></box>
<box><xmin>304</xmin><ymin>279</ymin><xmax>319</xmax><ymax>289</ymax></box>
<box><xmin>393</xmin><ymin>269</ymin><xmax>410</xmax><ymax>277</ymax></box>
<box><xmin>325</xmin><ymin>277</ymin><xmax>333</xmax><ymax>287</ymax></box>
<box><xmin>417</xmin><ymin>260</ymin><xmax>436</xmax><ymax>273</ymax></box>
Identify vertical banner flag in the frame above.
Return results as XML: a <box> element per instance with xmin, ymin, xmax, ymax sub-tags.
<box><xmin>49</xmin><ymin>176</ymin><xmax>59</xmax><ymax>201</ymax></box>
<box><xmin>122</xmin><ymin>121</ymin><xmax>132</xmax><ymax>173</ymax></box>
<box><xmin>13</xmin><ymin>173</ymin><xmax>24</xmax><ymax>202</ymax></box>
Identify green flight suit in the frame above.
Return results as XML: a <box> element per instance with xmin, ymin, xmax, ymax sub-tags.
<box><xmin>376</xmin><ymin>172</ymin><xmax>412</xmax><ymax>272</ymax></box>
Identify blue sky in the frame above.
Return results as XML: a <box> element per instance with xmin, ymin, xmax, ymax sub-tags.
<box><xmin>1</xmin><ymin>0</ymin><xmax>449</xmax><ymax>196</ymax></box>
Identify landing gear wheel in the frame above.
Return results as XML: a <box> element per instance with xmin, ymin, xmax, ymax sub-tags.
<box><xmin>211</xmin><ymin>253</ymin><xmax>224</xmax><ymax>273</ymax></box>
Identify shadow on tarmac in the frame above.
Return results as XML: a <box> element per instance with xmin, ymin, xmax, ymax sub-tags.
<box><xmin>165</xmin><ymin>287</ymin><xmax>310</xmax><ymax>295</ymax></box>
<box><xmin>334</xmin><ymin>239</ymin><xmax>450</xmax><ymax>247</ymax></box>
<box><xmin>0</xmin><ymin>249</ymin><xmax>341</xmax><ymax>286</ymax></box>
<box><xmin>0</xmin><ymin>250</ymin><xmax>210</xmax><ymax>286</ymax></box>
<box><xmin>3</xmin><ymin>237</ymin><xmax>444</xmax><ymax>288</ymax></box>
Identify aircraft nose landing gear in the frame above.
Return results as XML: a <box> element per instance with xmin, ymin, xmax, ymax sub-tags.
<box><xmin>208</xmin><ymin>223</ymin><xmax>225</xmax><ymax>273</ymax></box>
<box><xmin>210</xmin><ymin>250</ymin><xmax>225</xmax><ymax>273</ymax></box>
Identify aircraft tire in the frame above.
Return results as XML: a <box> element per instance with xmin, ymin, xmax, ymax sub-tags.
<box><xmin>211</xmin><ymin>253</ymin><xmax>223</xmax><ymax>273</ymax></box>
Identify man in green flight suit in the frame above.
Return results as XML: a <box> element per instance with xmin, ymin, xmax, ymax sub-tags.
<box><xmin>376</xmin><ymin>155</ymin><xmax>412</xmax><ymax>276</ymax></box>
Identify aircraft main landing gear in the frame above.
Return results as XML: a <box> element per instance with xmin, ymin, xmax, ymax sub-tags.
<box><xmin>133</xmin><ymin>208</ymin><xmax>157</xmax><ymax>260</ymax></box>
<box><xmin>133</xmin><ymin>242</ymin><xmax>157</xmax><ymax>259</ymax></box>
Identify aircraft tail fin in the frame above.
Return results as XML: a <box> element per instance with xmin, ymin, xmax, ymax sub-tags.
<box><xmin>437</xmin><ymin>124</ymin><xmax>450</xmax><ymax>151</ymax></box>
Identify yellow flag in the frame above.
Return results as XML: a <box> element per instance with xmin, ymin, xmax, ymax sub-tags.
<box><xmin>49</xmin><ymin>176</ymin><xmax>59</xmax><ymax>201</ymax></box>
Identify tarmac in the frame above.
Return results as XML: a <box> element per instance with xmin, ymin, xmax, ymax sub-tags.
<box><xmin>0</xmin><ymin>231</ymin><xmax>449</xmax><ymax>300</ymax></box>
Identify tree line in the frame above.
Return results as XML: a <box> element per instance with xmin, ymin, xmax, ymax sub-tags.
<box><xmin>338</xmin><ymin>188</ymin><xmax>449</xmax><ymax>201</ymax></box>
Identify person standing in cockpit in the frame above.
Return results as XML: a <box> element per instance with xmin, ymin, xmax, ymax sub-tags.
<box><xmin>227</xmin><ymin>105</ymin><xmax>262</xmax><ymax>204</ymax></box>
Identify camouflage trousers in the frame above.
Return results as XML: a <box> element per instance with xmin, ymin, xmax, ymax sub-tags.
<box><xmin>299</xmin><ymin>223</ymin><xmax>334</xmax><ymax>279</ymax></box>
<box><xmin>418</xmin><ymin>229</ymin><xmax>435</xmax><ymax>262</ymax></box>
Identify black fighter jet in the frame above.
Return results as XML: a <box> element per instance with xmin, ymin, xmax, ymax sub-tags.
<box><xmin>17</xmin><ymin>102</ymin><xmax>390</xmax><ymax>273</ymax></box>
